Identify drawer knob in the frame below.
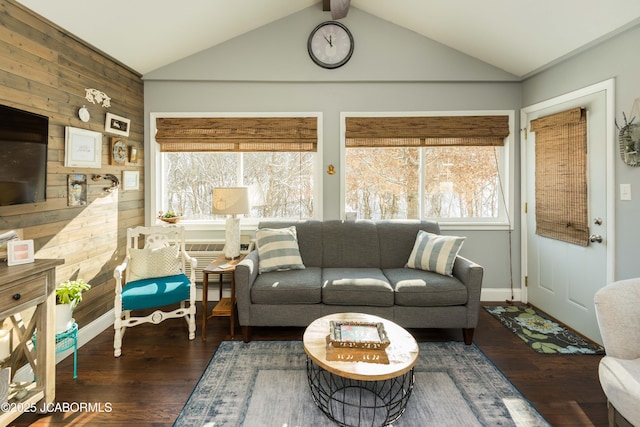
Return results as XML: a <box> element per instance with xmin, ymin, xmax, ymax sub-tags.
<box><xmin>12</xmin><ymin>293</ymin><xmax>21</xmax><ymax>301</ymax></box>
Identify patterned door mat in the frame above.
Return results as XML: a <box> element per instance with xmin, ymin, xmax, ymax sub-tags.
<box><xmin>484</xmin><ymin>305</ymin><xmax>605</xmax><ymax>354</ymax></box>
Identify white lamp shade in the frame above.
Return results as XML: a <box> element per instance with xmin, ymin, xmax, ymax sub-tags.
<box><xmin>212</xmin><ymin>187</ymin><xmax>250</xmax><ymax>216</ymax></box>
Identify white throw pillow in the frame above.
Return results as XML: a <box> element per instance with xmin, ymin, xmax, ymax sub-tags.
<box><xmin>256</xmin><ymin>226</ymin><xmax>305</xmax><ymax>274</ymax></box>
<box><xmin>406</xmin><ymin>230</ymin><xmax>465</xmax><ymax>276</ymax></box>
<box><xmin>128</xmin><ymin>245</ymin><xmax>181</xmax><ymax>282</ymax></box>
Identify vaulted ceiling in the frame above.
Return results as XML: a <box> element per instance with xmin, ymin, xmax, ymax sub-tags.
<box><xmin>15</xmin><ymin>0</ymin><xmax>640</xmax><ymax>77</ymax></box>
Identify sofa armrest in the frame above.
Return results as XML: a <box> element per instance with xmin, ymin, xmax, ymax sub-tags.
<box><xmin>452</xmin><ymin>255</ymin><xmax>484</xmax><ymax>328</ymax></box>
<box><xmin>235</xmin><ymin>249</ymin><xmax>259</xmax><ymax>325</ymax></box>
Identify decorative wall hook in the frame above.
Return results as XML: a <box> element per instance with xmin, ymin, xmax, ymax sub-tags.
<box><xmin>327</xmin><ymin>164</ymin><xmax>336</xmax><ymax>175</ymax></box>
<box><xmin>84</xmin><ymin>88</ymin><xmax>111</xmax><ymax>108</ymax></box>
<box><xmin>92</xmin><ymin>174</ymin><xmax>120</xmax><ymax>192</ymax></box>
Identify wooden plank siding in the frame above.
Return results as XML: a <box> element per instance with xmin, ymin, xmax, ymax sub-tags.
<box><xmin>0</xmin><ymin>0</ymin><xmax>145</xmax><ymax>328</ymax></box>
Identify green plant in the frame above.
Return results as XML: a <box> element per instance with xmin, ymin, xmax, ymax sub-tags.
<box><xmin>56</xmin><ymin>279</ymin><xmax>91</xmax><ymax>307</ymax></box>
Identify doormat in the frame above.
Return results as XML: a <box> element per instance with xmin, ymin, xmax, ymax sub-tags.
<box><xmin>484</xmin><ymin>305</ymin><xmax>605</xmax><ymax>355</ymax></box>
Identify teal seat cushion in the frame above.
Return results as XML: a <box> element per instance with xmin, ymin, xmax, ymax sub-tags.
<box><xmin>122</xmin><ymin>273</ymin><xmax>190</xmax><ymax>311</ymax></box>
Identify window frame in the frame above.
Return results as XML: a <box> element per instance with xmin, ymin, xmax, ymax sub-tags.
<box><xmin>340</xmin><ymin>110</ymin><xmax>515</xmax><ymax>230</ymax></box>
<box><xmin>149</xmin><ymin>112</ymin><xmax>324</xmax><ymax>232</ymax></box>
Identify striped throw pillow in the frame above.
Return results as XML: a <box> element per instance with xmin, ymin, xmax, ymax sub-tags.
<box><xmin>256</xmin><ymin>226</ymin><xmax>305</xmax><ymax>274</ymax></box>
<box><xmin>406</xmin><ymin>231</ymin><xmax>465</xmax><ymax>276</ymax></box>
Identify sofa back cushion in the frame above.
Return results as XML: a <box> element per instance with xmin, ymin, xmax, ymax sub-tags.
<box><xmin>377</xmin><ymin>220</ymin><xmax>441</xmax><ymax>269</ymax></box>
<box><xmin>258</xmin><ymin>220</ymin><xmax>323</xmax><ymax>267</ymax></box>
<box><xmin>322</xmin><ymin>220</ymin><xmax>380</xmax><ymax>268</ymax></box>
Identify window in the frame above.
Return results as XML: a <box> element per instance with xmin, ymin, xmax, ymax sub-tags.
<box><xmin>343</xmin><ymin>112</ymin><xmax>513</xmax><ymax>226</ymax></box>
<box><xmin>152</xmin><ymin>114</ymin><xmax>320</xmax><ymax>223</ymax></box>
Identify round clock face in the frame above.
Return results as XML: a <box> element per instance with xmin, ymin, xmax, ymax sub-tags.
<box><xmin>308</xmin><ymin>21</ymin><xmax>354</xmax><ymax>69</ymax></box>
<box><xmin>112</xmin><ymin>140</ymin><xmax>127</xmax><ymax>164</ymax></box>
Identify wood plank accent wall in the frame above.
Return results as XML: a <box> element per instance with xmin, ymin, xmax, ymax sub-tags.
<box><xmin>0</xmin><ymin>0</ymin><xmax>145</xmax><ymax>328</ymax></box>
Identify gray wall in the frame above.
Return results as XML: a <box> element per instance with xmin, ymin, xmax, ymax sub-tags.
<box><xmin>522</xmin><ymin>25</ymin><xmax>640</xmax><ymax>281</ymax></box>
<box><xmin>143</xmin><ymin>6</ymin><xmax>532</xmax><ymax>293</ymax></box>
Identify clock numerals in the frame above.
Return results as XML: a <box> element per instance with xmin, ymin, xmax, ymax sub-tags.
<box><xmin>308</xmin><ymin>21</ymin><xmax>354</xmax><ymax>69</ymax></box>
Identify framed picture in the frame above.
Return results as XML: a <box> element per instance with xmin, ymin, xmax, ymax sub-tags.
<box><xmin>65</xmin><ymin>126</ymin><xmax>102</xmax><ymax>168</ymax></box>
<box><xmin>105</xmin><ymin>112</ymin><xmax>130</xmax><ymax>137</ymax></box>
<box><xmin>7</xmin><ymin>239</ymin><xmax>34</xmax><ymax>266</ymax></box>
<box><xmin>68</xmin><ymin>174</ymin><xmax>87</xmax><ymax>206</ymax></box>
<box><xmin>122</xmin><ymin>170</ymin><xmax>139</xmax><ymax>191</ymax></box>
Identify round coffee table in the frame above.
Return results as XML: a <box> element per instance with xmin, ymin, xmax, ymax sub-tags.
<box><xmin>303</xmin><ymin>313</ymin><xmax>419</xmax><ymax>427</ymax></box>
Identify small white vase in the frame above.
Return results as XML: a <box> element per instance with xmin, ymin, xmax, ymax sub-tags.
<box><xmin>55</xmin><ymin>303</ymin><xmax>74</xmax><ymax>334</ymax></box>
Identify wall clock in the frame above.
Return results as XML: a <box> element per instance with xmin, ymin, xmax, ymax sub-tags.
<box><xmin>308</xmin><ymin>21</ymin><xmax>354</xmax><ymax>69</ymax></box>
<box><xmin>110</xmin><ymin>138</ymin><xmax>127</xmax><ymax>165</ymax></box>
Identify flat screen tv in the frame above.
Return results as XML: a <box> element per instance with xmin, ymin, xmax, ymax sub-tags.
<box><xmin>0</xmin><ymin>104</ymin><xmax>49</xmax><ymax>206</ymax></box>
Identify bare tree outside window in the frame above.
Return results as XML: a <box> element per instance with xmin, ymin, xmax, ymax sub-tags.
<box><xmin>345</xmin><ymin>146</ymin><xmax>501</xmax><ymax>220</ymax></box>
<box><xmin>163</xmin><ymin>152</ymin><xmax>314</xmax><ymax>220</ymax></box>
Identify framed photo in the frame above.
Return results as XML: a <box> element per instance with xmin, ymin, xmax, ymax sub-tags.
<box><xmin>65</xmin><ymin>126</ymin><xmax>102</xmax><ymax>168</ymax></box>
<box><xmin>7</xmin><ymin>239</ymin><xmax>34</xmax><ymax>266</ymax></box>
<box><xmin>105</xmin><ymin>112</ymin><xmax>130</xmax><ymax>137</ymax></box>
<box><xmin>122</xmin><ymin>170</ymin><xmax>139</xmax><ymax>191</ymax></box>
<box><xmin>68</xmin><ymin>174</ymin><xmax>87</xmax><ymax>206</ymax></box>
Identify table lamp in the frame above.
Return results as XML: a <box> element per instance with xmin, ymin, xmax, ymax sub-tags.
<box><xmin>212</xmin><ymin>187</ymin><xmax>250</xmax><ymax>259</ymax></box>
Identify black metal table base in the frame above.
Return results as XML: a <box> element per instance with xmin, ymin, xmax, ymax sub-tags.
<box><xmin>306</xmin><ymin>358</ymin><xmax>415</xmax><ymax>427</ymax></box>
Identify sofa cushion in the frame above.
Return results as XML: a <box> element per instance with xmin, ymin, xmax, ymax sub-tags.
<box><xmin>251</xmin><ymin>267</ymin><xmax>322</xmax><ymax>304</ymax></box>
<box><xmin>128</xmin><ymin>245</ymin><xmax>181</xmax><ymax>283</ymax></box>
<box><xmin>322</xmin><ymin>220</ymin><xmax>381</xmax><ymax>268</ymax></box>
<box><xmin>322</xmin><ymin>268</ymin><xmax>394</xmax><ymax>306</ymax></box>
<box><xmin>259</xmin><ymin>220</ymin><xmax>323</xmax><ymax>267</ymax></box>
<box><xmin>256</xmin><ymin>226</ymin><xmax>305</xmax><ymax>274</ymax></box>
<box><xmin>384</xmin><ymin>268</ymin><xmax>467</xmax><ymax>307</ymax></box>
<box><xmin>406</xmin><ymin>230</ymin><xmax>465</xmax><ymax>276</ymax></box>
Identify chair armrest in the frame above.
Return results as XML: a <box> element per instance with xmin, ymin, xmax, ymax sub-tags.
<box><xmin>181</xmin><ymin>249</ymin><xmax>198</xmax><ymax>283</ymax></box>
<box><xmin>113</xmin><ymin>256</ymin><xmax>131</xmax><ymax>292</ymax></box>
<box><xmin>235</xmin><ymin>249</ymin><xmax>259</xmax><ymax>325</ymax></box>
<box><xmin>452</xmin><ymin>255</ymin><xmax>484</xmax><ymax>328</ymax></box>
<box><xmin>595</xmin><ymin>278</ymin><xmax>640</xmax><ymax>359</ymax></box>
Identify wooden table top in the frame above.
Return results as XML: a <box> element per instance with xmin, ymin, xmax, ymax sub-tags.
<box><xmin>303</xmin><ymin>313</ymin><xmax>419</xmax><ymax>381</ymax></box>
<box><xmin>202</xmin><ymin>253</ymin><xmax>245</xmax><ymax>274</ymax></box>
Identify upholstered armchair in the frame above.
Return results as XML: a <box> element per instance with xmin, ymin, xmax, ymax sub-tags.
<box><xmin>113</xmin><ymin>226</ymin><xmax>197</xmax><ymax>357</ymax></box>
<box><xmin>594</xmin><ymin>278</ymin><xmax>640</xmax><ymax>427</ymax></box>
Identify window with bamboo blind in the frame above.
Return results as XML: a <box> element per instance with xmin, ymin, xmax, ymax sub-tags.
<box><xmin>153</xmin><ymin>115</ymin><xmax>319</xmax><ymax>221</ymax></box>
<box><xmin>343</xmin><ymin>113</ymin><xmax>512</xmax><ymax>222</ymax></box>
<box><xmin>530</xmin><ymin>107</ymin><xmax>589</xmax><ymax>246</ymax></box>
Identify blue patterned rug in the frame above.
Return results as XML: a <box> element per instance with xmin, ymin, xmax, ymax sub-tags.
<box><xmin>484</xmin><ymin>305</ymin><xmax>605</xmax><ymax>355</ymax></box>
<box><xmin>174</xmin><ymin>340</ymin><xmax>549</xmax><ymax>426</ymax></box>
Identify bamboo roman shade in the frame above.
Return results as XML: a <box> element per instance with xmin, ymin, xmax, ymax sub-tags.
<box><xmin>155</xmin><ymin>117</ymin><xmax>318</xmax><ymax>152</ymax></box>
<box><xmin>531</xmin><ymin>107</ymin><xmax>588</xmax><ymax>246</ymax></box>
<box><xmin>345</xmin><ymin>115</ymin><xmax>510</xmax><ymax>147</ymax></box>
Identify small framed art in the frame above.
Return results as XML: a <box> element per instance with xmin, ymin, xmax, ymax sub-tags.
<box><xmin>105</xmin><ymin>113</ymin><xmax>130</xmax><ymax>137</ymax></box>
<box><xmin>122</xmin><ymin>170</ymin><xmax>139</xmax><ymax>191</ymax></box>
<box><xmin>7</xmin><ymin>239</ymin><xmax>34</xmax><ymax>266</ymax></box>
<box><xmin>65</xmin><ymin>126</ymin><xmax>102</xmax><ymax>168</ymax></box>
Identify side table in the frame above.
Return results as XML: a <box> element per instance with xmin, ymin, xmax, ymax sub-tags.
<box><xmin>201</xmin><ymin>253</ymin><xmax>245</xmax><ymax>340</ymax></box>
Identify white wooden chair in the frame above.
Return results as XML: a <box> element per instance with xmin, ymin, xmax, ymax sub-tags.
<box><xmin>113</xmin><ymin>225</ymin><xmax>196</xmax><ymax>357</ymax></box>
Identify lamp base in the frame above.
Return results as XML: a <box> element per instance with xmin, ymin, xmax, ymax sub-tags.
<box><xmin>223</xmin><ymin>217</ymin><xmax>241</xmax><ymax>259</ymax></box>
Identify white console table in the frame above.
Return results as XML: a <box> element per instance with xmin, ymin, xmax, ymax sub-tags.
<box><xmin>0</xmin><ymin>258</ymin><xmax>61</xmax><ymax>425</ymax></box>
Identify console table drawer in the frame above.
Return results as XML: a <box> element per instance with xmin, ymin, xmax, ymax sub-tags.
<box><xmin>0</xmin><ymin>275</ymin><xmax>47</xmax><ymax>314</ymax></box>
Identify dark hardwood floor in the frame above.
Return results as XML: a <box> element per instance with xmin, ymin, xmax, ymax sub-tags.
<box><xmin>13</xmin><ymin>303</ymin><xmax>607</xmax><ymax>426</ymax></box>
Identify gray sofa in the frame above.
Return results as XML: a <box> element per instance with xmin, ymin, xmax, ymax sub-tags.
<box><xmin>235</xmin><ymin>219</ymin><xmax>484</xmax><ymax>344</ymax></box>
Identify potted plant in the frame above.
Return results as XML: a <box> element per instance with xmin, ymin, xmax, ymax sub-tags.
<box><xmin>55</xmin><ymin>279</ymin><xmax>90</xmax><ymax>334</ymax></box>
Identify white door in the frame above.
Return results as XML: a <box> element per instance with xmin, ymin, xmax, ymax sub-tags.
<box><xmin>521</xmin><ymin>80</ymin><xmax>614</xmax><ymax>344</ymax></box>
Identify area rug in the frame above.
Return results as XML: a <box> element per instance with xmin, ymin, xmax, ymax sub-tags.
<box><xmin>173</xmin><ymin>340</ymin><xmax>550</xmax><ymax>426</ymax></box>
<box><xmin>484</xmin><ymin>305</ymin><xmax>604</xmax><ymax>355</ymax></box>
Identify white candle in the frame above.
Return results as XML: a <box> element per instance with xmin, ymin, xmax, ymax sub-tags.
<box><xmin>0</xmin><ymin>329</ymin><xmax>10</xmax><ymax>361</ymax></box>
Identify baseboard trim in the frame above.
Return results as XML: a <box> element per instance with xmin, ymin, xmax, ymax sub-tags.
<box><xmin>481</xmin><ymin>287</ymin><xmax>522</xmax><ymax>303</ymax></box>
